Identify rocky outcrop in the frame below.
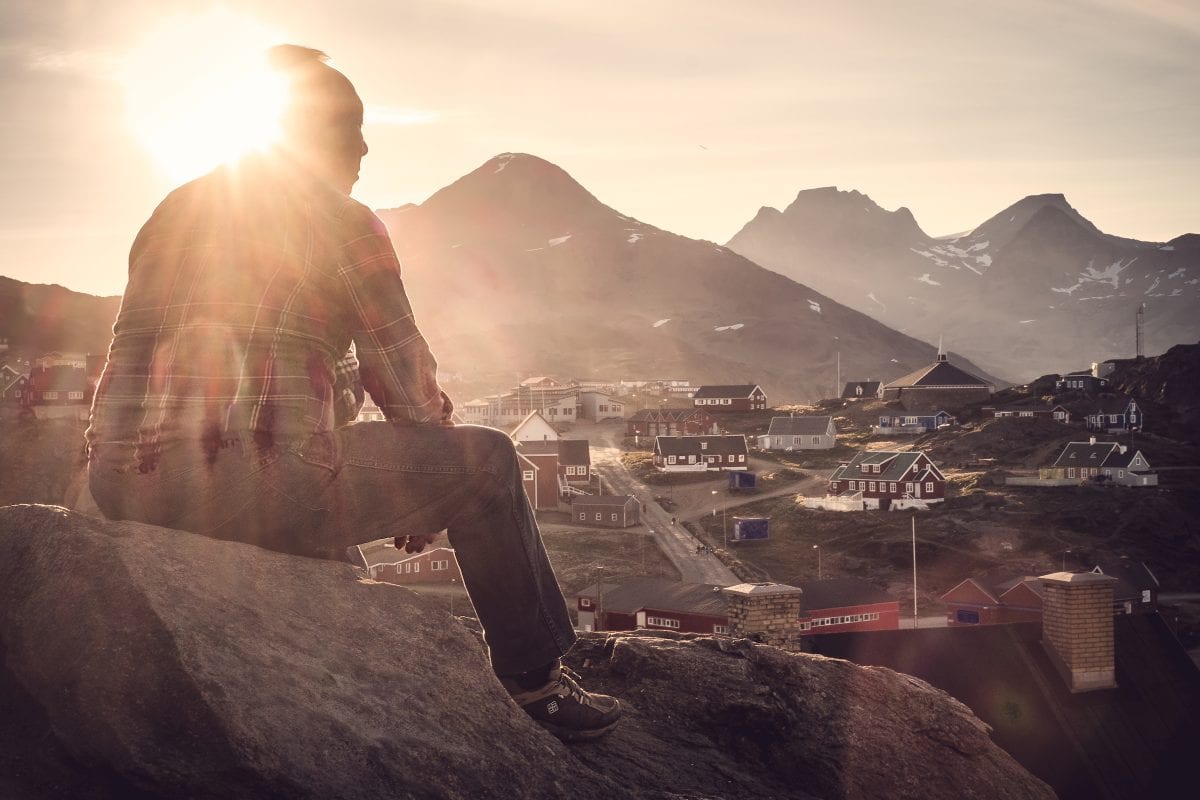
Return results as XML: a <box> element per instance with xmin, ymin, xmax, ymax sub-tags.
<box><xmin>0</xmin><ymin>504</ymin><xmax>1053</xmax><ymax>800</ymax></box>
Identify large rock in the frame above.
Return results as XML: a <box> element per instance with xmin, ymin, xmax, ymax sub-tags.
<box><xmin>0</xmin><ymin>504</ymin><xmax>1054</xmax><ymax>800</ymax></box>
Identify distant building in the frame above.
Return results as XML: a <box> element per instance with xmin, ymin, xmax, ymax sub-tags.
<box><xmin>571</xmin><ymin>495</ymin><xmax>640</xmax><ymax>528</ymax></box>
<box><xmin>760</xmin><ymin>415</ymin><xmax>837</xmax><ymax>451</ymax></box>
<box><xmin>984</xmin><ymin>401</ymin><xmax>1071</xmax><ymax>422</ymax></box>
<box><xmin>881</xmin><ymin>353</ymin><xmax>992</xmax><ymax>410</ymax></box>
<box><xmin>576</xmin><ymin>391</ymin><xmax>626</xmax><ymax>421</ymax></box>
<box><xmin>692</xmin><ymin>384</ymin><xmax>767</xmax><ymax>412</ymax></box>
<box><xmin>653</xmin><ymin>434</ymin><xmax>749</xmax><ymax>471</ymax></box>
<box><xmin>1055</xmin><ymin>370</ymin><xmax>1110</xmax><ymax>394</ymax></box>
<box><xmin>826</xmin><ymin>449</ymin><xmax>946</xmax><ymax>509</ymax></box>
<box><xmin>509</xmin><ymin>410</ymin><xmax>560</xmax><ymax>443</ymax></box>
<box><xmin>1083</xmin><ymin>394</ymin><xmax>1143</xmax><ymax>433</ymax></box>
<box><xmin>626</xmin><ymin>407</ymin><xmax>719</xmax><ymax>438</ymax></box>
<box><xmin>841</xmin><ymin>381</ymin><xmax>881</xmax><ymax>400</ymax></box>
<box><xmin>1042</xmin><ymin>440</ymin><xmax>1156</xmax><ymax>486</ymax></box>
<box><xmin>353</xmin><ymin>540</ymin><xmax>463</xmax><ymax>586</ymax></box>
<box><xmin>874</xmin><ymin>410</ymin><xmax>955</xmax><ymax>435</ymax></box>
<box><xmin>796</xmin><ymin>578</ymin><xmax>900</xmax><ymax>634</ymax></box>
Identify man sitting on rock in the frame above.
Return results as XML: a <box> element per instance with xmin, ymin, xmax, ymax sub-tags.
<box><xmin>85</xmin><ymin>44</ymin><xmax>619</xmax><ymax>742</ymax></box>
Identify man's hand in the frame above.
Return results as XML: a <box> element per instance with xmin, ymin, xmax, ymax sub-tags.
<box><xmin>396</xmin><ymin>532</ymin><xmax>440</xmax><ymax>553</ymax></box>
<box><xmin>439</xmin><ymin>391</ymin><xmax>455</xmax><ymax>426</ymax></box>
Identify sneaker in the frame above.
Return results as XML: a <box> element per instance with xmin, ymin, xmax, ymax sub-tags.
<box><xmin>504</xmin><ymin>662</ymin><xmax>621</xmax><ymax>742</ymax></box>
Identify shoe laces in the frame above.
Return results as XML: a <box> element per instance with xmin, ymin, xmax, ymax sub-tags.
<box><xmin>556</xmin><ymin>665</ymin><xmax>591</xmax><ymax>706</ymax></box>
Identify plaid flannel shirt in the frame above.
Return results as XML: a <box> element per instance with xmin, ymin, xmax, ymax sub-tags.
<box><xmin>87</xmin><ymin>157</ymin><xmax>448</xmax><ymax>453</ymax></box>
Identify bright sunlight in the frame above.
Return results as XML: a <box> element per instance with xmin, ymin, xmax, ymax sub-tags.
<box><xmin>118</xmin><ymin>10</ymin><xmax>289</xmax><ymax>184</ymax></box>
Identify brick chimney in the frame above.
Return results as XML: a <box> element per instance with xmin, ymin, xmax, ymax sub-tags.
<box><xmin>1039</xmin><ymin>571</ymin><xmax>1118</xmax><ymax>692</ymax></box>
<box><xmin>722</xmin><ymin>582</ymin><xmax>804</xmax><ymax>651</ymax></box>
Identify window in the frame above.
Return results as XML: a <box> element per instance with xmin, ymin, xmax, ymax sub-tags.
<box><xmin>68</xmin><ymin>391</ymin><xmax>84</xmax><ymax>400</ymax></box>
<box><xmin>738</xmin><ymin>454</ymin><xmax>745</xmax><ymax>462</ymax></box>
<box><xmin>581</xmin><ymin>598</ymin><xmax>592</xmax><ymax>608</ymax></box>
<box><xmin>404</xmin><ymin>563</ymin><xmax>411</xmax><ymax>574</ymax></box>
<box><xmin>861</xmin><ymin>465</ymin><xmax>869</xmax><ymax>474</ymax></box>
<box><xmin>431</xmin><ymin>560</ymin><xmax>448</xmax><ymax>571</ymax></box>
<box><xmin>578</xmin><ymin>512</ymin><xmax>586</xmax><ymax>520</ymax></box>
<box><xmin>43</xmin><ymin>391</ymin><xmax>58</xmax><ymax>400</ymax></box>
<box><xmin>812</xmin><ymin>436</ymin><xmax>820</xmax><ymax>445</ymax></box>
<box><xmin>700</xmin><ymin>441</ymin><xmax>708</xmax><ymax>450</ymax></box>
<box><xmin>799</xmin><ymin>621</ymin><xmax>812</xmax><ymax>631</ymax></box>
<box><xmin>905</xmin><ymin>482</ymin><xmax>913</xmax><ymax>494</ymax></box>
<box><xmin>925</xmin><ymin>482</ymin><xmax>934</xmax><ymax>493</ymax></box>
<box><xmin>1118</xmin><ymin>470</ymin><xmax>1125</xmax><ymax>478</ymax></box>
<box><xmin>889</xmin><ymin>483</ymin><xmax>897</xmax><ymax>493</ymax></box>
<box><xmin>713</xmin><ymin>624</ymin><xmax>729</xmax><ymax>635</ymax></box>
<box><xmin>610</xmin><ymin>513</ymin><xmax>618</xmax><ymax>521</ymax></box>
<box><xmin>523</xmin><ymin>470</ymin><xmax>534</xmax><ymax>481</ymax></box>
<box><xmin>1068</xmin><ymin>468</ymin><xmax>1076</xmax><ymax>478</ymax></box>
<box><xmin>595</xmin><ymin>513</ymin><xmax>602</xmax><ymax>521</ymax></box>
<box><xmin>872</xmin><ymin>464</ymin><xmax>880</xmax><ymax>474</ymax></box>
<box><xmin>646</xmin><ymin>616</ymin><xmax>680</xmax><ymax>629</ymax></box>
<box><xmin>1109</xmin><ymin>414</ymin><xmax>1119</xmax><ymax>423</ymax></box>
<box><xmin>868</xmin><ymin>482</ymin><xmax>876</xmax><ymax>492</ymax></box>
<box><xmin>956</xmin><ymin>609</ymin><xmax>980</xmax><ymax>624</ymax></box>
<box><xmin>413</xmin><ymin>563</ymin><xmax>419</xmax><ymax>573</ymax></box>
<box><xmin>667</xmin><ymin>455</ymin><xmax>676</xmax><ymax>465</ymax></box>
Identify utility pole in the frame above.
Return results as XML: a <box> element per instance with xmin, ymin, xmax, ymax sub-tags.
<box><xmin>1136</xmin><ymin>302</ymin><xmax>1146</xmax><ymax>359</ymax></box>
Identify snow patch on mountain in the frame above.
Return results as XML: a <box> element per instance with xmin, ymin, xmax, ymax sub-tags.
<box><xmin>915</xmin><ymin>273</ymin><xmax>942</xmax><ymax>286</ymax></box>
<box><xmin>1051</xmin><ymin>257</ymin><xmax>1136</xmax><ymax>295</ymax></box>
<box><xmin>653</xmin><ymin>318</ymin><xmax>671</xmax><ymax>328</ymax></box>
<box><xmin>807</xmin><ymin>300</ymin><xmax>821</xmax><ymax>313</ymax></box>
<box><xmin>867</xmin><ymin>292</ymin><xmax>886</xmax><ymax>310</ymax></box>
<box><xmin>973</xmin><ymin>255</ymin><xmax>992</xmax><ymax>269</ymax></box>
<box><xmin>628</xmin><ymin>233</ymin><xmax>643</xmax><ymax>244</ymax></box>
<box><xmin>548</xmin><ymin>235</ymin><xmax>572</xmax><ymax>247</ymax></box>
<box><xmin>1168</xmin><ymin>268</ymin><xmax>1186</xmax><ymax>279</ymax></box>
<box><xmin>494</xmin><ymin>154</ymin><xmax>515</xmax><ymax>173</ymax></box>
<box><xmin>1159</xmin><ymin>245</ymin><xmax>1175</xmax><ymax>251</ymax></box>
<box><xmin>714</xmin><ymin>323</ymin><xmax>745</xmax><ymax>331</ymax></box>
<box><xmin>1019</xmin><ymin>319</ymin><xmax>1036</xmax><ymax>324</ymax></box>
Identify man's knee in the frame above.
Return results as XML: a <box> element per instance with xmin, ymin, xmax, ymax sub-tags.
<box><xmin>457</xmin><ymin>424</ymin><xmax>519</xmax><ymax>475</ymax></box>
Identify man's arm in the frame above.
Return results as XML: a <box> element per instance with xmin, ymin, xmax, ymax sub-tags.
<box><xmin>335</xmin><ymin>206</ymin><xmax>450</xmax><ymax>425</ymax></box>
<box><xmin>332</xmin><ymin>347</ymin><xmax>365</xmax><ymax>427</ymax></box>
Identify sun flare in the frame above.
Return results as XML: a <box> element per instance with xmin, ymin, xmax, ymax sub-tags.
<box><xmin>118</xmin><ymin>11</ymin><xmax>289</xmax><ymax>183</ymax></box>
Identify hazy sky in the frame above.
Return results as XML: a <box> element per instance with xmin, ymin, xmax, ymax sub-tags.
<box><xmin>1</xmin><ymin>0</ymin><xmax>1197</xmax><ymax>296</ymax></box>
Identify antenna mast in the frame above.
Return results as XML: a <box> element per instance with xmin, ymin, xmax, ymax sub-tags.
<box><xmin>1136</xmin><ymin>303</ymin><xmax>1146</xmax><ymax>358</ymax></box>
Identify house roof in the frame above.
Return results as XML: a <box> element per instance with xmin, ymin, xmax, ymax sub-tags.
<box><xmin>578</xmin><ymin>577</ymin><xmax>728</xmax><ymax>617</ymax></box>
<box><xmin>628</xmin><ymin>407</ymin><xmax>705</xmax><ymax>423</ymax></box>
<box><xmin>654</xmin><ymin>435</ymin><xmax>747</xmax><ymax>457</ymax></box>
<box><xmin>692</xmin><ymin>384</ymin><xmax>762</xmax><ymax>399</ymax></box>
<box><xmin>573</xmin><ymin>494</ymin><xmax>637</xmax><ymax>508</ymax></box>
<box><xmin>1090</xmin><ymin>393</ymin><xmax>1136</xmax><ymax>415</ymax></box>
<box><xmin>354</xmin><ymin>540</ymin><xmax>456</xmax><ymax>569</ymax></box>
<box><xmin>841</xmin><ymin>381</ymin><xmax>880</xmax><ymax>398</ymax></box>
<box><xmin>796</xmin><ymin>578</ymin><xmax>894</xmax><ymax>610</ymax></box>
<box><xmin>884</xmin><ymin>355</ymin><xmax>991</xmax><ymax>390</ymax></box>
<box><xmin>829</xmin><ymin>450</ymin><xmax>940</xmax><ymax>484</ymax></box>
<box><xmin>1093</xmin><ymin>558</ymin><xmax>1159</xmax><ymax>602</ymax></box>
<box><xmin>557</xmin><ymin>439</ymin><xmax>590</xmax><ymax>466</ymax></box>
<box><xmin>27</xmin><ymin>365</ymin><xmax>89</xmax><ymax>392</ymax></box>
<box><xmin>811</xmin><ymin>615</ymin><xmax>1200</xmax><ymax>800</ymax></box>
<box><xmin>516</xmin><ymin>440</ymin><xmax>558</xmax><ymax>456</ymax></box>
<box><xmin>766</xmin><ymin>416</ymin><xmax>833</xmax><ymax>436</ymax></box>
<box><xmin>1051</xmin><ymin>442</ymin><xmax>1120</xmax><ymax>468</ymax></box>
<box><xmin>1100</xmin><ymin>448</ymin><xmax>1147</xmax><ymax>470</ymax></box>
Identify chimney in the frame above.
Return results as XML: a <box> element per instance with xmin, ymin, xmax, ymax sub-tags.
<box><xmin>1039</xmin><ymin>571</ymin><xmax>1118</xmax><ymax>692</ymax></box>
<box><xmin>1089</xmin><ymin>436</ymin><xmax>1096</xmax><ymax>445</ymax></box>
<box><xmin>722</xmin><ymin>582</ymin><xmax>804</xmax><ymax>651</ymax></box>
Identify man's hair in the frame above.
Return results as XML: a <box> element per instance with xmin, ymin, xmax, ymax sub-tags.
<box><xmin>266</xmin><ymin>44</ymin><xmax>361</xmax><ymax>144</ymax></box>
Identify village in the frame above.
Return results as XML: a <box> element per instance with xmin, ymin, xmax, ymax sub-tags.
<box><xmin>3</xmin><ymin>335</ymin><xmax>1199</xmax><ymax>798</ymax></box>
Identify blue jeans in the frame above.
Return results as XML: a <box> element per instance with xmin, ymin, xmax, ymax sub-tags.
<box><xmin>88</xmin><ymin>422</ymin><xmax>577</xmax><ymax>675</ymax></box>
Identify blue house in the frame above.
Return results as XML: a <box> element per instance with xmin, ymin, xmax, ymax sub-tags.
<box><xmin>875</xmin><ymin>410</ymin><xmax>955</xmax><ymax>435</ymax></box>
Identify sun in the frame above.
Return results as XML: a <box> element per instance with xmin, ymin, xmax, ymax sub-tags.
<box><xmin>118</xmin><ymin>10</ymin><xmax>290</xmax><ymax>183</ymax></box>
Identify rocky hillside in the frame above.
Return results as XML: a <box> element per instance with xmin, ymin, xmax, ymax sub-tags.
<box><xmin>0</xmin><ymin>504</ymin><xmax>1053</xmax><ymax>800</ymax></box>
<box><xmin>0</xmin><ymin>276</ymin><xmax>120</xmax><ymax>359</ymax></box>
<box><xmin>726</xmin><ymin>189</ymin><xmax>1199</xmax><ymax>383</ymax></box>
<box><xmin>377</xmin><ymin>153</ymin><xmax>999</xmax><ymax>402</ymax></box>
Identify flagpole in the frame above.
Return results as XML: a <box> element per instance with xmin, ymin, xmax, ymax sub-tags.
<box><xmin>912</xmin><ymin>515</ymin><xmax>919</xmax><ymax>626</ymax></box>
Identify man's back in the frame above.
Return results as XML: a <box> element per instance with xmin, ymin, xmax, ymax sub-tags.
<box><xmin>88</xmin><ymin>155</ymin><xmax>443</xmax><ymax>457</ymax></box>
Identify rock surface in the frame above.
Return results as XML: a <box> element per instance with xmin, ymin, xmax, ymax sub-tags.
<box><xmin>0</xmin><ymin>504</ymin><xmax>1054</xmax><ymax>800</ymax></box>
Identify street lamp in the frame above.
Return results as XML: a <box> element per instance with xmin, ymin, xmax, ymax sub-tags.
<box><xmin>1062</xmin><ymin>549</ymin><xmax>1071</xmax><ymax>572</ymax></box>
<box><xmin>450</xmin><ymin>577</ymin><xmax>458</xmax><ymax>616</ymax></box>
<box><xmin>813</xmin><ymin>544</ymin><xmax>822</xmax><ymax>580</ymax></box>
<box><xmin>711</xmin><ymin>489</ymin><xmax>727</xmax><ymax>547</ymax></box>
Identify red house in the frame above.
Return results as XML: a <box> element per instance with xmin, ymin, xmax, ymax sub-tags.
<box><xmin>355</xmin><ymin>541</ymin><xmax>464</xmax><ymax>586</ymax></box>
<box><xmin>576</xmin><ymin>577</ymin><xmax>899</xmax><ymax>636</ymax></box>
<box><xmin>516</xmin><ymin>451</ymin><xmax>557</xmax><ymax>511</ymax></box>
<box><xmin>940</xmin><ymin>576</ymin><xmax>1045</xmax><ymax>626</ymax></box>
<box><xmin>571</xmin><ymin>495</ymin><xmax>641</xmax><ymax>528</ymax></box>
<box><xmin>798</xmin><ymin>578</ymin><xmax>901</xmax><ymax>634</ymax></box>
<box><xmin>692</xmin><ymin>384</ymin><xmax>767</xmax><ymax>412</ymax></box>
<box><xmin>827</xmin><ymin>449</ymin><xmax>946</xmax><ymax>509</ymax></box>
<box><xmin>653</xmin><ymin>434</ymin><xmax>748</xmax><ymax>472</ymax></box>
<box><xmin>626</xmin><ymin>407</ymin><xmax>719</xmax><ymax>438</ymax></box>
<box><xmin>576</xmin><ymin>578</ymin><xmax>729</xmax><ymax>634</ymax></box>
<box><xmin>515</xmin><ymin>439</ymin><xmax>592</xmax><ymax>506</ymax></box>
<box><xmin>24</xmin><ymin>364</ymin><xmax>90</xmax><ymax>407</ymax></box>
